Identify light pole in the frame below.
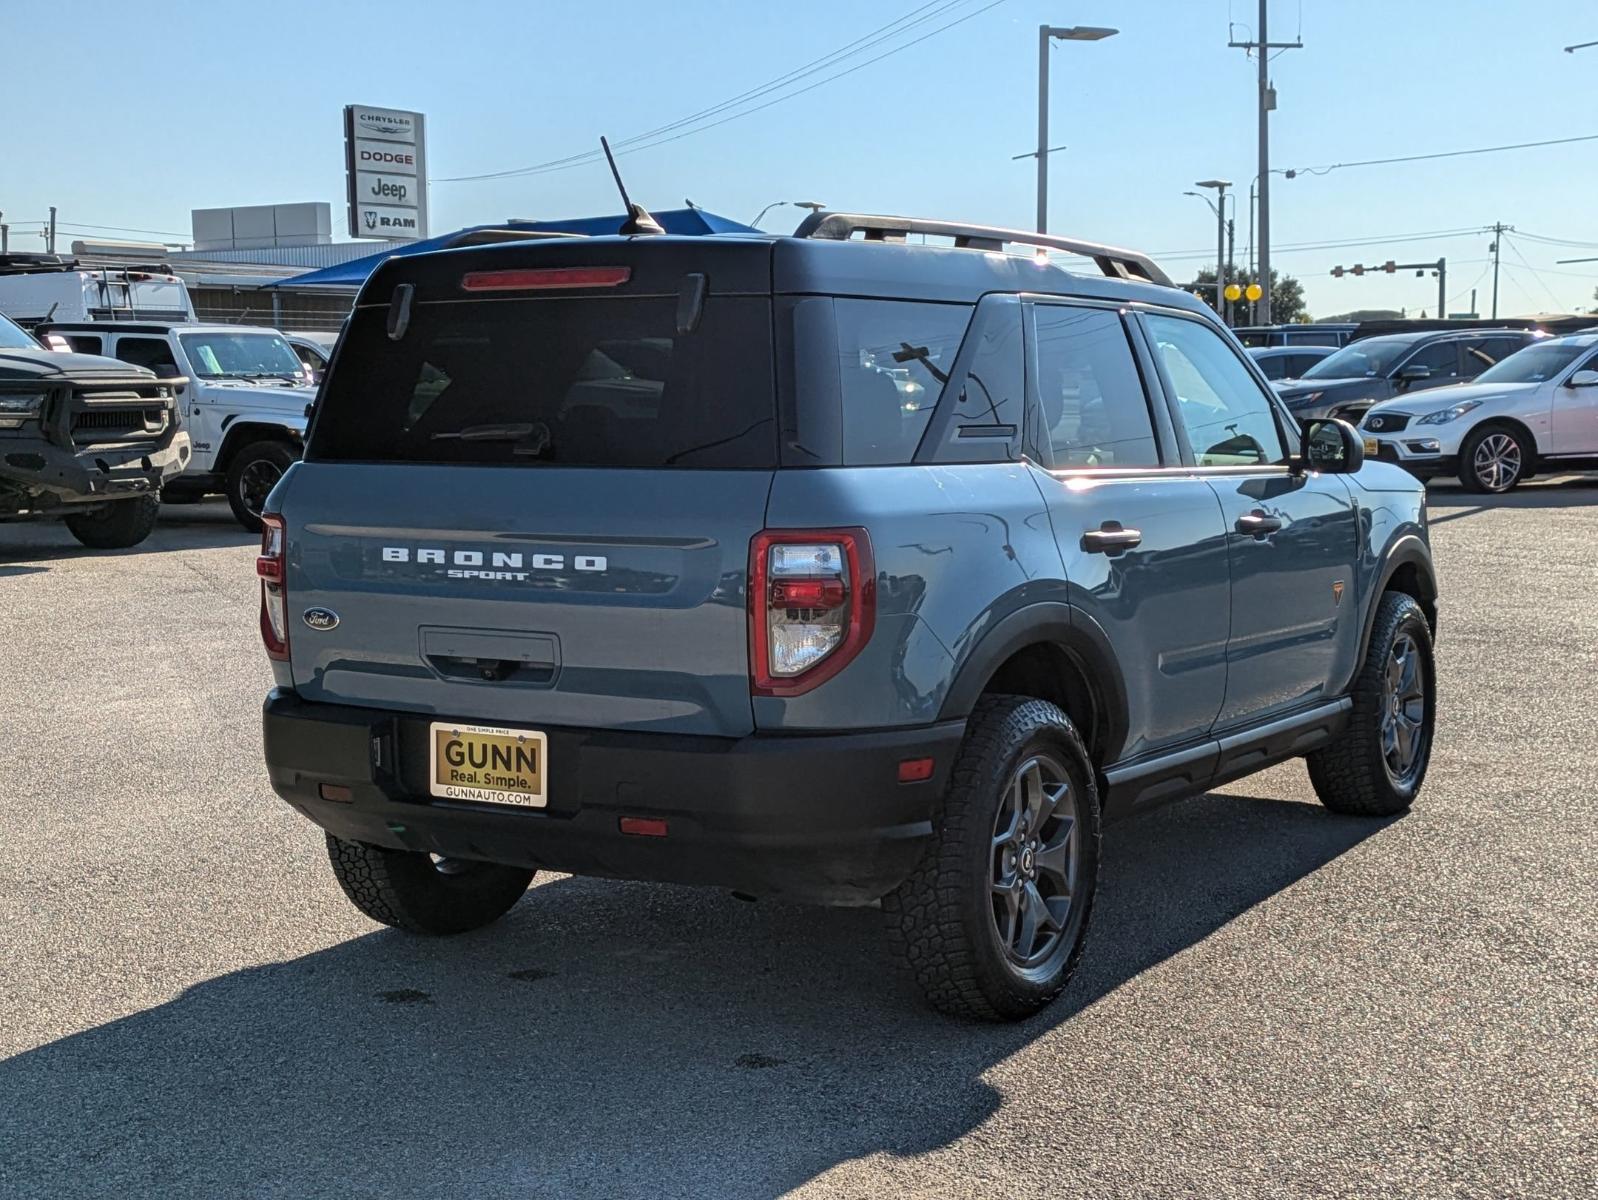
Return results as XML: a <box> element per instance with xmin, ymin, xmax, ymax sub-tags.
<box><xmin>1196</xmin><ymin>180</ymin><xmax>1231</xmax><ymax>323</ymax></box>
<box><xmin>1035</xmin><ymin>24</ymin><xmax>1118</xmax><ymax>232</ymax></box>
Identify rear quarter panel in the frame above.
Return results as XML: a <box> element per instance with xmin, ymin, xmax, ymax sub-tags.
<box><xmin>758</xmin><ymin>464</ymin><xmax>1063</xmax><ymax>730</ymax></box>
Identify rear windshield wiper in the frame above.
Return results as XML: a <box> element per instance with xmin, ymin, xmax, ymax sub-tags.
<box><xmin>431</xmin><ymin>422</ymin><xmax>552</xmax><ymax>457</ymax></box>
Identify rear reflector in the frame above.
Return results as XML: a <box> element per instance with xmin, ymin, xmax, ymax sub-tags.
<box><xmin>619</xmin><ymin>817</ymin><xmax>669</xmax><ymax>837</ymax></box>
<box><xmin>319</xmin><ymin>783</ymin><xmax>354</xmax><ymax>803</ymax></box>
<box><xmin>460</xmin><ymin>266</ymin><xmax>631</xmax><ymax>292</ymax></box>
<box><xmin>897</xmin><ymin>757</ymin><xmax>935</xmax><ymax>783</ymax></box>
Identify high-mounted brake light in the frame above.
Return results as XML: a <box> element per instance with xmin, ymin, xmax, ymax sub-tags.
<box><xmin>257</xmin><ymin>514</ymin><xmax>289</xmax><ymax>661</ymax></box>
<box><xmin>459</xmin><ymin>266</ymin><xmax>631</xmax><ymax>292</ymax></box>
<box><xmin>749</xmin><ymin>529</ymin><xmax>875</xmax><ymax>697</ymax></box>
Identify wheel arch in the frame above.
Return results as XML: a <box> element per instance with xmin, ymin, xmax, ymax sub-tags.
<box><xmin>937</xmin><ymin>602</ymin><xmax>1128</xmax><ymax>768</ymax></box>
<box><xmin>1464</xmin><ymin>415</ymin><xmax>1540</xmax><ymax>467</ymax></box>
<box><xmin>215</xmin><ymin>422</ymin><xmax>303</xmax><ymax>474</ymax></box>
<box><xmin>1360</xmin><ymin>534</ymin><xmax>1438</xmax><ymax>665</ymax></box>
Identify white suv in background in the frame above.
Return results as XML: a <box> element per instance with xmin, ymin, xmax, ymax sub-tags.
<box><xmin>1359</xmin><ymin>331</ymin><xmax>1598</xmax><ymax>493</ymax></box>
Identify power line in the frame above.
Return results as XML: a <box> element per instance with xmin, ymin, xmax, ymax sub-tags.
<box><xmin>1154</xmin><ymin>226</ymin><xmax>1490</xmax><ymax>262</ymax></box>
<box><xmin>1282</xmin><ymin>132</ymin><xmax>1598</xmax><ymax>179</ymax></box>
<box><xmin>436</xmin><ymin>0</ymin><xmax>1002</xmax><ymax>183</ymax></box>
<box><xmin>1500</xmin><ymin>234</ymin><xmax>1566</xmax><ymax>309</ymax></box>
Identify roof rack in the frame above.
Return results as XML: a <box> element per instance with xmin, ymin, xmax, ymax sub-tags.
<box><xmin>791</xmin><ymin>211</ymin><xmax>1173</xmax><ymax>288</ymax></box>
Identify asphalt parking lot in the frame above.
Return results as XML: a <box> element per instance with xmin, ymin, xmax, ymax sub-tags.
<box><xmin>1</xmin><ymin>483</ymin><xmax>1594</xmax><ymax>1200</ymax></box>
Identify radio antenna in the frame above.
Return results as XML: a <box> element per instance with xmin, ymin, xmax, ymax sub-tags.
<box><xmin>600</xmin><ymin>137</ymin><xmax>665</xmax><ymax>237</ymax></box>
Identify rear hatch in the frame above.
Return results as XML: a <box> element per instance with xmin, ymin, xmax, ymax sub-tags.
<box><xmin>277</xmin><ymin>236</ymin><xmax>776</xmax><ymax>737</ymax></box>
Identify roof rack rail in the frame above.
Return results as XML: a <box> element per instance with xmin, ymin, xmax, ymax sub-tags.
<box><xmin>791</xmin><ymin>211</ymin><xmax>1173</xmax><ymax>288</ymax></box>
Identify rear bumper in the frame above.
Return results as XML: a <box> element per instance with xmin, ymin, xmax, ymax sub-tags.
<box><xmin>262</xmin><ymin>688</ymin><xmax>963</xmax><ymax>904</ymax></box>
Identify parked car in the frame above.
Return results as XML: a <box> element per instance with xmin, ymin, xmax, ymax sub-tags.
<box><xmin>1360</xmin><ymin>330</ymin><xmax>1598</xmax><ymax>492</ymax></box>
<box><xmin>0</xmin><ymin>253</ymin><xmax>194</xmax><ymax>328</ymax></box>
<box><xmin>1234</xmin><ymin>323</ymin><xmax>1357</xmax><ymax>348</ymax></box>
<box><xmin>0</xmin><ymin>310</ymin><xmax>189</xmax><ymax>547</ymax></box>
<box><xmin>1274</xmin><ymin>327</ymin><xmax>1543</xmax><ymax>423</ymax></box>
<box><xmin>1247</xmin><ymin>344</ymin><xmax>1335</xmax><ymax>381</ymax></box>
<box><xmin>285</xmin><ymin>333</ymin><xmax>336</xmax><ymax>386</ymax></box>
<box><xmin>257</xmin><ymin>212</ymin><xmax>1438</xmax><ymax>1021</ymax></box>
<box><xmin>39</xmin><ymin>321</ymin><xmax>315</xmax><ymax>531</ymax></box>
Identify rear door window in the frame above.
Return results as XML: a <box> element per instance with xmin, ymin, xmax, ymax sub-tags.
<box><xmin>1465</xmin><ymin>336</ymin><xmax>1528</xmax><ymax>377</ymax></box>
<box><xmin>112</xmin><ymin>336</ymin><xmax>179</xmax><ymax>376</ymax></box>
<box><xmin>310</xmin><ymin>295</ymin><xmax>777</xmax><ymax>469</ymax></box>
<box><xmin>833</xmin><ymin>300</ymin><xmax>971</xmax><ymax>465</ymax></box>
<box><xmin>1034</xmin><ymin>305</ymin><xmax>1161</xmax><ymax>468</ymax></box>
<box><xmin>64</xmin><ymin>334</ymin><xmax>103</xmax><ymax>355</ymax></box>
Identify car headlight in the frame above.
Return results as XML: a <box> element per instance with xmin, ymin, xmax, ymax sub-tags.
<box><xmin>1416</xmin><ymin>398</ymin><xmax>1484</xmax><ymax>425</ymax></box>
<box><xmin>1288</xmin><ymin>391</ymin><xmax>1324</xmax><ymax>408</ymax></box>
<box><xmin>0</xmin><ymin>391</ymin><xmax>47</xmax><ymax>415</ymax></box>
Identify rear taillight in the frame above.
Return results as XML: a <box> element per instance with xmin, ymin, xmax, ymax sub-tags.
<box><xmin>749</xmin><ymin>529</ymin><xmax>875</xmax><ymax>696</ymax></box>
<box><xmin>257</xmin><ymin>514</ymin><xmax>289</xmax><ymax>661</ymax></box>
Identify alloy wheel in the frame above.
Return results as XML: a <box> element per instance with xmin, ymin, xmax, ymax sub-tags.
<box><xmin>990</xmin><ymin>754</ymin><xmax>1079</xmax><ymax>970</ymax></box>
<box><xmin>237</xmin><ymin>459</ymin><xmax>284</xmax><ymax>518</ymax></box>
<box><xmin>1381</xmin><ymin>632</ymin><xmax>1428</xmax><ymax>786</ymax></box>
<box><xmin>1472</xmin><ymin>432</ymin><xmax>1521</xmax><ymax>492</ymax></box>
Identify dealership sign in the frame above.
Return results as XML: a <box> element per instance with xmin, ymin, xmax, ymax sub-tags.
<box><xmin>344</xmin><ymin>105</ymin><xmax>428</xmax><ymax>241</ymax></box>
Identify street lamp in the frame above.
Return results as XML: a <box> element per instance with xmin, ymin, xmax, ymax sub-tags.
<box><xmin>1035</xmin><ymin>24</ymin><xmax>1118</xmax><ymax>232</ymax></box>
<box><xmin>1195</xmin><ymin>179</ymin><xmax>1231</xmax><ymax>323</ymax></box>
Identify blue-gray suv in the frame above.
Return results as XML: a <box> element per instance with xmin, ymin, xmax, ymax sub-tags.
<box><xmin>258</xmin><ymin>213</ymin><xmax>1439</xmax><ymax>1020</ymax></box>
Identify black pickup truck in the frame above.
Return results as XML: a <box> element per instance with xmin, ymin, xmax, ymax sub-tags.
<box><xmin>0</xmin><ymin>311</ymin><xmax>189</xmax><ymax>548</ymax></box>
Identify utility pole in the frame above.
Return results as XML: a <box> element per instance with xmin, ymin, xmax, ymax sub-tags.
<box><xmin>1488</xmin><ymin>222</ymin><xmax>1510</xmax><ymax>319</ymax></box>
<box><xmin>47</xmin><ymin>206</ymin><xmax>57</xmax><ymax>254</ymax></box>
<box><xmin>1226</xmin><ymin>215</ymin><xmax>1236</xmax><ymax>325</ymax></box>
<box><xmin>1229</xmin><ymin>2</ymin><xmax>1300</xmax><ymax>324</ymax></box>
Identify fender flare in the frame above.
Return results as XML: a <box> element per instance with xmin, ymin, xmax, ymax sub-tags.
<box><xmin>1359</xmin><ymin>533</ymin><xmax>1437</xmax><ymax>665</ymax></box>
<box><xmin>215</xmin><ymin>421</ymin><xmax>305</xmax><ymax>474</ymax></box>
<box><xmin>937</xmin><ymin>601</ymin><xmax>1130</xmax><ymax>763</ymax></box>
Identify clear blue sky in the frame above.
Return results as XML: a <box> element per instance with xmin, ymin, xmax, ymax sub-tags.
<box><xmin>4</xmin><ymin>0</ymin><xmax>1596</xmax><ymax>318</ymax></box>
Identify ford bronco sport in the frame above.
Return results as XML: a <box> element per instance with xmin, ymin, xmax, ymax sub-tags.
<box><xmin>0</xmin><ymin>310</ymin><xmax>189</xmax><ymax>548</ymax></box>
<box><xmin>258</xmin><ymin>213</ymin><xmax>1438</xmax><ymax>1020</ymax></box>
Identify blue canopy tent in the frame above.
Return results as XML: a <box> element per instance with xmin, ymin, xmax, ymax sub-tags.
<box><xmin>274</xmin><ymin>208</ymin><xmax>760</xmax><ymax>290</ymax></box>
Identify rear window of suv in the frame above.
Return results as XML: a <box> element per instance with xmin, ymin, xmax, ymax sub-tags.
<box><xmin>310</xmin><ymin>295</ymin><xmax>777</xmax><ymax>469</ymax></box>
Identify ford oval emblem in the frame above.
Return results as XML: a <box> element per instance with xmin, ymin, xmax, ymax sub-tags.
<box><xmin>302</xmin><ymin>607</ymin><xmax>340</xmax><ymax>631</ymax></box>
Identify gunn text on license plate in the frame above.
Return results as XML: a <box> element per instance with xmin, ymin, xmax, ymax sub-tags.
<box><xmin>428</xmin><ymin>722</ymin><xmax>548</xmax><ymax>808</ymax></box>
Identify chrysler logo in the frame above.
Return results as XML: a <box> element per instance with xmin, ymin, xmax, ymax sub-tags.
<box><xmin>303</xmin><ymin>607</ymin><xmax>340</xmax><ymax>631</ymax></box>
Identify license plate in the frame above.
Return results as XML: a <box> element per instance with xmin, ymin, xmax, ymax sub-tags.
<box><xmin>1363</xmin><ymin>437</ymin><xmax>1380</xmax><ymax>457</ymax></box>
<box><xmin>428</xmin><ymin>722</ymin><xmax>547</xmax><ymax>808</ymax></box>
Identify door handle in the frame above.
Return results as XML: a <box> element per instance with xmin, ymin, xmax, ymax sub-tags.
<box><xmin>1080</xmin><ymin>521</ymin><xmax>1142</xmax><ymax>555</ymax></box>
<box><xmin>1236</xmin><ymin>511</ymin><xmax>1283</xmax><ymax>537</ymax></box>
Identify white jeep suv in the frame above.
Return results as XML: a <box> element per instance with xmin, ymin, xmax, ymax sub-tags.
<box><xmin>1359</xmin><ymin>331</ymin><xmax>1598</xmax><ymax>492</ymax></box>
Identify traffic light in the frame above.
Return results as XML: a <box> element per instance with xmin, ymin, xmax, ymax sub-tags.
<box><xmin>1382</xmin><ymin>260</ymin><xmax>1397</xmax><ymax>273</ymax></box>
<box><xmin>1330</xmin><ymin>265</ymin><xmax>1345</xmax><ymax>278</ymax></box>
<box><xmin>1352</xmin><ymin>264</ymin><xmax>1366</xmax><ymax>276</ymax></box>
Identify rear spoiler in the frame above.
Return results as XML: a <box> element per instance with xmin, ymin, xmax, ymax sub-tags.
<box><xmin>792</xmin><ymin>211</ymin><xmax>1173</xmax><ymax>288</ymax></box>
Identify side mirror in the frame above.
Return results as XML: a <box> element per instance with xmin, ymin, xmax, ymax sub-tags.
<box><xmin>1394</xmin><ymin>364</ymin><xmax>1431</xmax><ymax>387</ymax></box>
<box><xmin>1301</xmin><ymin>418</ymin><xmax>1364</xmax><ymax>474</ymax></box>
<box><xmin>1567</xmin><ymin>369</ymin><xmax>1598</xmax><ymax>388</ymax></box>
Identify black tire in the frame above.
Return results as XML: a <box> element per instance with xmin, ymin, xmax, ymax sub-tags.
<box><xmin>883</xmin><ymin>696</ymin><xmax>1101</xmax><ymax>1021</ymax></box>
<box><xmin>225</xmin><ymin>440</ymin><xmax>297</xmax><ymax>533</ymax></box>
<box><xmin>1307</xmin><ymin>591</ymin><xmax>1435</xmax><ymax>817</ymax></box>
<box><xmin>62</xmin><ymin>496</ymin><xmax>160</xmax><ymax>549</ymax></box>
<box><xmin>325</xmin><ymin>834</ymin><xmax>535</xmax><ymax>935</ymax></box>
<box><xmin>1457</xmin><ymin>422</ymin><xmax>1531</xmax><ymax>494</ymax></box>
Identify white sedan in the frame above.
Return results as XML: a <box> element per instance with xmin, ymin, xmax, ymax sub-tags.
<box><xmin>1358</xmin><ymin>331</ymin><xmax>1598</xmax><ymax>492</ymax></box>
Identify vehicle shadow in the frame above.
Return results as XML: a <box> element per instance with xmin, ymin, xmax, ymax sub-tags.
<box><xmin>1</xmin><ymin>792</ymin><xmax>1394</xmax><ymax>1199</ymax></box>
<box><xmin>1426</xmin><ymin>476</ymin><xmax>1598</xmax><ymax>523</ymax></box>
<box><xmin>0</xmin><ymin>501</ymin><xmax>252</xmax><ymax>563</ymax></box>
